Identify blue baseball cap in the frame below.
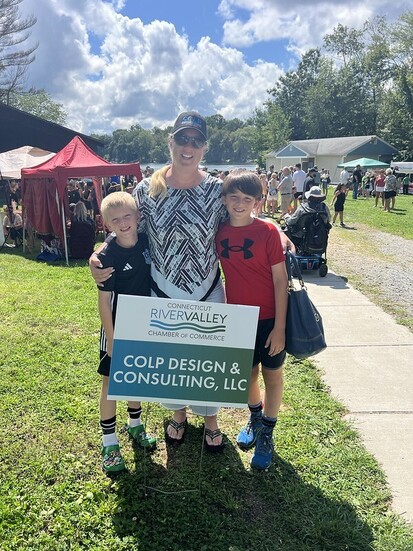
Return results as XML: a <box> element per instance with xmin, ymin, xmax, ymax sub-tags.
<box><xmin>172</xmin><ymin>111</ymin><xmax>207</xmax><ymax>140</ymax></box>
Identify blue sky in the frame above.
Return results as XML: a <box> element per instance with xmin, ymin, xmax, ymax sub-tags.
<box><xmin>20</xmin><ymin>0</ymin><xmax>408</xmax><ymax>134</ymax></box>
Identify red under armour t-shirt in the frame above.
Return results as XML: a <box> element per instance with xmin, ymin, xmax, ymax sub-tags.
<box><xmin>216</xmin><ymin>218</ymin><xmax>285</xmax><ymax>319</ymax></box>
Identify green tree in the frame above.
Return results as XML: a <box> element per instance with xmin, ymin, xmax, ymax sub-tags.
<box><xmin>251</xmin><ymin>101</ymin><xmax>291</xmax><ymax>165</ymax></box>
<box><xmin>0</xmin><ymin>0</ymin><xmax>37</xmax><ymax>103</ymax></box>
<box><xmin>10</xmin><ymin>88</ymin><xmax>67</xmax><ymax>124</ymax></box>
<box><xmin>323</xmin><ymin>23</ymin><xmax>364</xmax><ymax>66</ymax></box>
<box><xmin>269</xmin><ymin>49</ymin><xmax>322</xmax><ymax>140</ymax></box>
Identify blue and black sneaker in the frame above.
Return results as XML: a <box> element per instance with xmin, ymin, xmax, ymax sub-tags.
<box><xmin>236</xmin><ymin>415</ymin><xmax>263</xmax><ymax>450</ymax></box>
<box><xmin>251</xmin><ymin>428</ymin><xmax>274</xmax><ymax>470</ymax></box>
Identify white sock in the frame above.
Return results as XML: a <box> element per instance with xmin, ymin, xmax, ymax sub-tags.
<box><xmin>128</xmin><ymin>417</ymin><xmax>142</xmax><ymax>428</ymax></box>
<box><xmin>102</xmin><ymin>432</ymin><xmax>119</xmax><ymax>447</ymax></box>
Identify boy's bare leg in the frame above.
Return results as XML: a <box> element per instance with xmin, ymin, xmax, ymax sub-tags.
<box><xmin>262</xmin><ymin>367</ymin><xmax>284</xmax><ymax>419</ymax></box>
<box><xmin>248</xmin><ymin>365</ymin><xmax>261</xmax><ymax>405</ymax></box>
<box><xmin>100</xmin><ymin>376</ymin><xmax>116</xmax><ymax>420</ymax></box>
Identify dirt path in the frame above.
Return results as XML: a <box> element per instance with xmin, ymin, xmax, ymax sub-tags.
<box><xmin>325</xmin><ymin>223</ymin><xmax>413</xmax><ymax>325</ymax></box>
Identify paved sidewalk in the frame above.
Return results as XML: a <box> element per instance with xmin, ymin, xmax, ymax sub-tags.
<box><xmin>302</xmin><ymin>270</ymin><xmax>413</xmax><ymax>524</ymax></box>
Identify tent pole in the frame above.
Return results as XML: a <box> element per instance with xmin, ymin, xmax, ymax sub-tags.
<box><xmin>61</xmin><ymin>200</ymin><xmax>69</xmax><ymax>266</ymax></box>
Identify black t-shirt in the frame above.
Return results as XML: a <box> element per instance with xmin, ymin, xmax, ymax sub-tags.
<box><xmin>97</xmin><ymin>233</ymin><xmax>151</xmax><ymax>317</ymax></box>
<box><xmin>304</xmin><ymin>176</ymin><xmax>315</xmax><ymax>192</ymax></box>
<box><xmin>68</xmin><ymin>189</ymin><xmax>81</xmax><ymax>204</ymax></box>
<box><xmin>353</xmin><ymin>169</ymin><xmax>362</xmax><ymax>184</ymax></box>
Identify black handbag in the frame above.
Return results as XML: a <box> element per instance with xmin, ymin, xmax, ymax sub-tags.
<box><xmin>285</xmin><ymin>251</ymin><xmax>327</xmax><ymax>359</ymax></box>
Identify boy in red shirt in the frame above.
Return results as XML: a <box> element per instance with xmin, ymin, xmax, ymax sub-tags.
<box><xmin>216</xmin><ymin>169</ymin><xmax>288</xmax><ymax>470</ymax></box>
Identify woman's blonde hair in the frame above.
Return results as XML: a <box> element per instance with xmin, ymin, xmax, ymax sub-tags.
<box><xmin>100</xmin><ymin>191</ymin><xmax>137</xmax><ymax>223</ymax></box>
<box><xmin>74</xmin><ymin>201</ymin><xmax>88</xmax><ymax>222</ymax></box>
<box><xmin>148</xmin><ymin>165</ymin><xmax>170</xmax><ymax>198</ymax></box>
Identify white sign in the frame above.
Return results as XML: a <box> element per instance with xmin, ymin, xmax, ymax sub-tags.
<box><xmin>108</xmin><ymin>295</ymin><xmax>260</xmax><ymax>407</ymax></box>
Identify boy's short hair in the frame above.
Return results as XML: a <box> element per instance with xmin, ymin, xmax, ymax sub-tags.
<box><xmin>222</xmin><ymin>169</ymin><xmax>262</xmax><ymax>200</ymax></box>
<box><xmin>100</xmin><ymin>191</ymin><xmax>137</xmax><ymax>223</ymax></box>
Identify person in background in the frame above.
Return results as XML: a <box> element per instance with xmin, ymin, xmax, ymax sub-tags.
<box><xmin>69</xmin><ymin>201</ymin><xmax>96</xmax><ymax>259</ymax></box>
<box><xmin>313</xmin><ymin>166</ymin><xmax>321</xmax><ymax>187</ymax></box>
<box><xmin>216</xmin><ymin>169</ymin><xmax>288</xmax><ymax>470</ymax></box>
<box><xmin>303</xmin><ymin>167</ymin><xmax>317</xmax><ymax>194</ymax></box>
<box><xmin>258</xmin><ymin>172</ymin><xmax>268</xmax><ymax>216</ymax></box>
<box><xmin>266</xmin><ymin>173</ymin><xmax>279</xmax><ymax>217</ymax></box>
<box><xmin>331</xmin><ymin>183</ymin><xmax>348</xmax><ymax>226</ymax></box>
<box><xmin>9</xmin><ymin>181</ymin><xmax>21</xmax><ymax>206</ymax></box>
<box><xmin>352</xmin><ymin>164</ymin><xmax>363</xmax><ymax>199</ymax></box>
<box><xmin>374</xmin><ymin>169</ymin><xmax>385</xmax><ymax>208</ymax></box>
<box><xmin>67</xmin><ymin>180</ymin><xmax>81</xmax><ymax>204</ymax></box>
<box><xmin>320</xmin><ymin>169</ymin><xmax>331</xmax><ymax>196</ymax></box>
<box><xmin>276</xmin><ymin>166</ymin><xmax>294</xmax><ymax>223</ymax></box>
<box><xmin>361</xmin><ymin>172</ymin><xmax>372</xmax><ymax>199</ymax></box>
<box><xmin>340</xmin><ymin>167</ymin><xmax>350</xmax><ymax>189</ymax></box>
<box><xmin>284</xmin><ymin>185</ymin><xmax>331</xmax><ymax>237</ymax></box>
<box><xmin>402</xmin><ymin>174</ymin><xmax>410</xmax><ymax>195</ymax></box>
<box><xmin>2</xmin><ymin>203</ymin><xmax>23</xmax><ymax>247</ymax></box>
<box><xmin>292</xmin><ymin>163</ymin><xmax>306</xmax><ymax>211</ymax></box>
<box><xmin>383</xmin><ymin>168</ymin><xmax>397</xmax><ymax>212</ymax></box>
<box><xmin>267</xmin><ymin>164</ymin><xmax>275</xmax><ymax>181</ymax></box>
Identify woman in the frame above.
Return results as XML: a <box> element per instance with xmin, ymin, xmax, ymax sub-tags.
<box><xmin>90</xmin><ymin>111</ymin><xmax>293</xmax><ymax>451</ymax></box>
<box><xmin>258</xmin><ymin>172</ymin><xmax>268</xmax><ymax>216</ymax></box>
<box><xmin>277</xmin><ymin>166</ymin><xmax>294</xmax><ymax>223</ymax></box>
<box><xmin>383</xmin><ymin>168</ymin><xmax>397</xmax><ymax>213</ymax></box>
<box><xmin>374</xmin><ymin>169</ymin><xmax>385</xmax><ymax>208</ymax></box>
<box><xmin>69</xmin><ymin>201</ymin><xmax>95</xmax><ymax>259</ymax></box>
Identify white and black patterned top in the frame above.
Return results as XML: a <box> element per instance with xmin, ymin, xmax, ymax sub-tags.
<box><xmin>134</xmin><ymin>174</ymin><xmax>226</xmax><ymax>301</ymax></box>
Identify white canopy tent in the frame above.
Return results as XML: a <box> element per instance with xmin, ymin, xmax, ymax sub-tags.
<box><xmin>0</xmin><ymin>146</ymin><xmax>55</xmax><ymax>179</ymax></box>
<box><xmin>391</xmin><ymin>161</ymin><xmax>413</xmax><ymax>174</ymax></box>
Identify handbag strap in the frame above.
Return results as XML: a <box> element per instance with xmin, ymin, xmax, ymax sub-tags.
<box><xmin>285</xmin><ymin>251</ymin><xmax>306</xmax><ymax>290</ymax></box>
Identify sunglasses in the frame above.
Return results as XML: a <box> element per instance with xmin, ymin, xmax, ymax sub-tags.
<box><xmin>173</xmin><ymin>134</ymin><xmax>206</xmax><ymax>149</ymax></box>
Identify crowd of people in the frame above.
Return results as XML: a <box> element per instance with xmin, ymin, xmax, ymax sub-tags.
<box><xmin>236</xmin><ymin>164</ymin><xmax>333</xmax><ymax>225</ymax></box>
<box><xmin>338</xmin><ymin>165</ymin><xmax>411</xmax><ymax>214</ymax></box>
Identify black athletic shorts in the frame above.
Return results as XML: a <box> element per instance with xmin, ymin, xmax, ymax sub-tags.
<box><xmin>98</xmin><ymin>350</ymin><xmax>111</xmax><ymax>377</ymax></box>
<box><xmin>294</xmin><ymin>191</ymin><xmax>303</xmax><ymax>199</ymax></box>
<box><xmin>252</xmin><ymin>318</ymin><xmax>286</xmax><ymax>370</ymax></box>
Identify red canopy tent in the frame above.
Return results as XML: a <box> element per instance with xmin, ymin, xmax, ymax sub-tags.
<box><xmin>21</xmin><ymin>136</ymin><xmax>142</xmax><ymax>264</ymax></box>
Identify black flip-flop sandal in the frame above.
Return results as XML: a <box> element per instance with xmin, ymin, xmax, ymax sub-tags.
<box><xmin>204</xmin><ymin>428</ymin><xmax>225</xmax><ymax>453</ymax></box>
<box><xmin>165</xmin><ymin>418</ymin><xmax>187</xmax><ymax>444</ymax></box>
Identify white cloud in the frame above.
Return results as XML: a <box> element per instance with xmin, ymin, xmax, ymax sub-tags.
<box><xmin>16</xmin><ymin>0</ymin><xmax>407</xmax><ymax>135</ymax></box>
<box><xmin>17</xmin><ymin>0</ymin><xmax>283</xmax><ymax>134</ymax></box>
<box><xmin>219</xmin><ymin>0</ymin><xmax>407</xmax><ymax>55</ymax></box>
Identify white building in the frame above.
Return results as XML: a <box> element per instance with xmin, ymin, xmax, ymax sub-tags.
<box><xmin>266</xmin><ymin>136</ymin><xmax>398</xmax><ymax>182</ymax></box>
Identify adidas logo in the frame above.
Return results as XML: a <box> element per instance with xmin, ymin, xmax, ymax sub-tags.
<box><xmin>123</xmin><ymin>263</ymin><xmax>133</xmax><ymax>271</ymax></box>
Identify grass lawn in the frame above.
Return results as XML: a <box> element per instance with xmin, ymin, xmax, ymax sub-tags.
<box><xmin>329</xmin><ymin>191</ymin><xmax>413</xmax><ymax>239</ymax></box>
<box><xmin>1</xmin><ymin>249</ymin><xmax>412</xmax><ymax>550</ymax></box>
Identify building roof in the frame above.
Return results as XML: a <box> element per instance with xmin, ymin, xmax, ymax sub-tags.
<box><xmin>0</xmin><ymin>102</ymin><xmax>103</xmax><ymax>154</ymax></box>
<box><xmin>268</xmin><ymin>136</ymin><xmax>398</xmax><ymax>158</ymax></box>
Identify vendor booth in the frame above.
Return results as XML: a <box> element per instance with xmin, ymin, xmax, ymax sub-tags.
<box><xmin>0</xmin><ymin>146</ymin><xmax>55</xmax><ymax>180</ymax></box>
<box><xmin>21</xmin><ymin>136</ymin><xmax>142</xmax><ymax>264</ymax></box>
<box><xmin>391</xmin><ymin>161</ymin><xmax>413</xmax><ymax>194</ymax></box>
<box><xmin>337</xmin><ymin>157</ymin><xmax>389</xmax><ymax>169</ymax></box>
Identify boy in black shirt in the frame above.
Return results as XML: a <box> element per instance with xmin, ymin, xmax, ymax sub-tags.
<box><xmin>97</xmin><ymin>192</ymin><xmax>156</xmax><ymax>474</ymax></box>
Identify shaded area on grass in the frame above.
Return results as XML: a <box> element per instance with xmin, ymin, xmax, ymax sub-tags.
<box><xmin>111</xmin><ymin>438</ymin><xmax>374</xmax><ymax>551</ymax></box>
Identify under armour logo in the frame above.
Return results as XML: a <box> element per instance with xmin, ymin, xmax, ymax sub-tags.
<box><xmin>220</xmin><ymin>238</ymin><xmax>254</xmax><ymax>259</ymax></box>
<box><xmin>123</xmin><ymin>263</ymin><xmax>133</xmax><ymax>271</ymax></box>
